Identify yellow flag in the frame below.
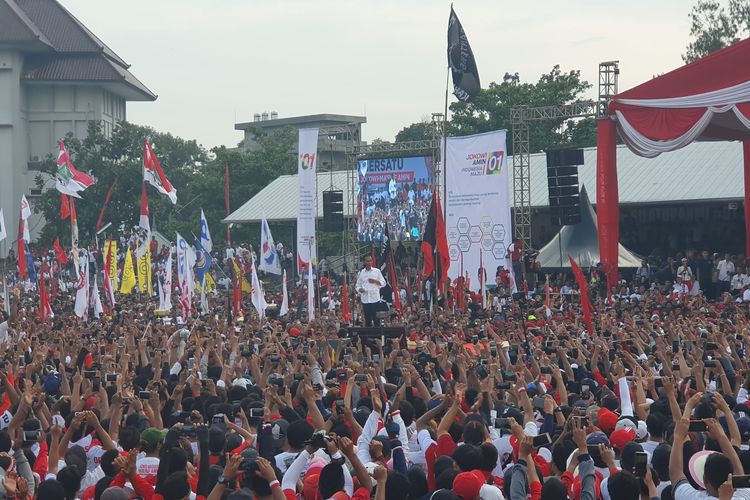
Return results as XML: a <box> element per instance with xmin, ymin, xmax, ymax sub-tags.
<box><xmin>195</xmin><ymin>280</ymin><xmax>202</xmax><ymax>293</ymax></box>
<box><xmin>205</xmin><ymin>273</ymin><xmax>217</xmax><ymax>292</ymax></box>
<box><xmin>137</xmin><ymin>250</ymin><xmax>153</xmax><ymax>296</ymax></box>
<box><xmin>105</xmin><ymin>240</ymin><xmax>118</xmax><ymax>289</ymax></box>
<box><xmin>233</xmin><ymin>260</ymin><xmax>251</xmax><ymax>293</ymax></box>
<box><xmin>120</xmin><ymin>249</ymin><xmax>137</xmax><ymax>294</ymax></box>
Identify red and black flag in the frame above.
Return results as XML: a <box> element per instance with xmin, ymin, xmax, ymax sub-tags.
<box><xmin>421</xmin><ymin>191</ymin><xmax>450</xmax><ymax>288</ymax></box>
<box><xmin>448</xmin><ymin>6</ymin><xmax>481</xmax><ymax>102</ymax></box>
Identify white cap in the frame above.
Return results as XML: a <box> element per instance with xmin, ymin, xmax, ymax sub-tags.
<box><xmin>636</xmin><ymin>420</ymin><xmax>648</xmax><ymax>440</ymax></box>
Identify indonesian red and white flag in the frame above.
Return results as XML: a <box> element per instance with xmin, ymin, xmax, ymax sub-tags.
<box><xmin>143</xmin><ymin>140</ymin><xmax>177</xmax><ymax>205</ymax></box>
<box><xmin>56</xmin><ymin>141</ymin><xmax>94</xmax><ymax>198</ymax></box>
<box><xmin>136</xmin><ymin>182</ymin><xmax>151</xmax><ymax>258</ymax></box>
<box><xmin>544</xmin><ymin>274</ymin><xmax>552</xmax><ymax>319</ymax></box>
<box><xmin>139</xmin><ymin>183</ymin><xmax>150</xmax><ymax>233</ymax></box>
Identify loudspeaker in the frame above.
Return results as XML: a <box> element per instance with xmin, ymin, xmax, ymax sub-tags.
<box><xmin>546</xmin><ymin>148</ymin><xmax>583</xmax><ymax>226</ymax></box>
<box><xmin>322</xmin><ymin>190</ymin><xmax>344</xmax><ymax>232</ymax></box>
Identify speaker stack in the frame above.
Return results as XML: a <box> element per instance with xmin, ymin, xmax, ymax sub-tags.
<box><xmin>546</xmin><ymin>149</ymin><xmax>583</xmax><ymax>226</ymax></box>
<box><xmin>322</xmin><ymin>190</ymin><xmax>344</xmax><ymax>232</ymax></box>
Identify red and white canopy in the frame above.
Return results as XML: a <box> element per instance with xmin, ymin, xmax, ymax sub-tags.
<box><xmin>597</xmin><ymin>38</ymin><xmax>750</xmax><ymax>290</ymax></box>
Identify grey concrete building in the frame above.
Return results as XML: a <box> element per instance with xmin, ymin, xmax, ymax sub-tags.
<box><xmin>0</xmin><ymin>0</ymin><xmax>155</xmax><ymax>255</ymax></box>
<box><xmin>235</xmin><ymin>113</ymin><xmax>366</xmax><ymax>170</ymax></box>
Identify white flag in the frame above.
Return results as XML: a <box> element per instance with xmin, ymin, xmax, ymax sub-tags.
<box><xmin>258</xmin><ymin>216</ymin><xmax>281</xmax><ymax>275</ymax></box>
<box><xmin>20</xmin><ymin>195</ymin><xmax>31</xmax><ymax>243</ymax></box>
<box><xmin>307</xmin><ymin>264</ymin><xmax>315</xmax><ymax>321</ymax></box>
<box><xmin>251</xmin><ymin>255</ymin><xmax>267</xmax><ymax>320</ymax></box>
<box><xmin>74</xmin><ymin>255</ymin><xmax>89</xmax><ymax>319</ymax></box>
<box><xmin>176</xmin><ymin>233</ymin><xmax>192</xmax><ymax>316</ymax></box>
<box><xmin>159</xmin><ymin>254</ymin><xmax>173</xmax><ymax>311</ymax></box>
<box><xmin>90</xmin><ymin>273</ymin><xmax>104</xmax><ymax>319</ymax></box>
<box><xmin>200</xmin><ymin>209</ymin><xmax>213</xmax><ymax>253</ymax></box>
<box><xmin>280</xmin><ymin>269</ymin><xmax>289</xmax><ymax>317</ymax></box>
<box><xmin>0</xmin><ymin>208</ymin><xmax>6</xmax><ymax>243</ymax></box>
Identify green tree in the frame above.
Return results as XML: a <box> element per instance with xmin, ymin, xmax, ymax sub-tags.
<box><xmin>448</xmin><ymin>66</ymin><xmax>596</xmax><ymax>154</ymax></box>
<box><xmin>33</xmin><ymin>121</ymin><xmax>296</xmax><ymax>249</ymax></box>
<box><xmin>683</xmin><ymin>0</ymin><xmax>750</xmax><ymax>62</ymax></box>
<box><xmin>395</xmin><ymin>120</ymin><xmax>434</xmax><ymax>142</ymax></box>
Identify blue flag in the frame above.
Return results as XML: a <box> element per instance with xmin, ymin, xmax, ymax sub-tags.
<box><xmin>200</xmin><ymin>209</ymin><xmax>213</xmax><ymax>253</ymax></box>
<box><xmin>194</xmin><ymin>238</ymin><xmax>212</xmax><ymax>284</ymax></box>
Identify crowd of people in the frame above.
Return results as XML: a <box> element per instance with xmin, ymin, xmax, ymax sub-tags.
<box><xmin>2</xmin><ymin>238</ymin><xmax>750</xmax><ymax>500</ymax></box>
<box><xmin>357</xmin><ymin>177</ymin><xmax>432</xmax><ymax>243</ymax></box>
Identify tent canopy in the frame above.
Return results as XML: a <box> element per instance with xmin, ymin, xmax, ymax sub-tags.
<box><xmin>597</xmin><ymin>37</ymin><xmax>750</xmax><ymax>292</ymax></box>
<box><xmin>538</xmin><ymin>186</ymin><xmax>641</xmax><ymax>269</ymax></box>
<box><xmin>608</xmin><ymin>37</ymin><xmax>750</xmax><ymax>157</ymax></box>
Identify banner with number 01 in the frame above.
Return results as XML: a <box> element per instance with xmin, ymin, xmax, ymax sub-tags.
<box><xmin>443</xmin><ymin>130</ymin><xmax>511</xmax><ymax>290</ymax></box>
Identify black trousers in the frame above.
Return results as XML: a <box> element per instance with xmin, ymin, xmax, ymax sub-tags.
<box><xmin>362</xmin><ymin>302</ymin><xmax>379</xmax><ymax>327</ymax></box>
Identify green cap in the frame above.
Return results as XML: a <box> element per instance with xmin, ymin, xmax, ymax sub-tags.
<box><xmin>140</xmin><ymin>427</ymin><xmax>167</xmax><ymax>447</ymax></box>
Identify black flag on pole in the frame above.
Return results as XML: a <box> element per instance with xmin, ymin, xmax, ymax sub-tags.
<box><xmin>447</xmin><ymin>6</ymin><xmax>481</xmax><ymax>102</ymax></box>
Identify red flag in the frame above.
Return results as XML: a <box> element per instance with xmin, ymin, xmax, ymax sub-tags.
<box><xmin>342</xmin><ymin>271</ymin><xmax>350</xmax><ymax>322</ymax></box>
<box><xmin>53</xmin><ymin>238</ymin><xmax>68</xmax><ymax>265</ymax></box>
<box><xmin>225</xmin><ymin>161</ymin><xmax>232</xmax><ymax>245</ymax></box>
<box><xmin>371</xmin><ymin>246</ymin><xmax>377</xmax><ymax>268</ymax></box>
<box><xmin>596</xmin><ymin>119</ymin><xmax>619</xmax><ymax>299</ymax></box>
<box><xmin>569</xmin><ymin>257</ymin><xmax>594</xmax><ymax>334</ymax></box>
<box><xmin>421</xmin><ymin>191</ymin><xmax>450</xmax><ymax>288</ymax></box>
<box><xmin>17</xmin><ymin>208</ymin><xmax>27</xmax><ymax>279</ymax></box>
<box><xmin>479</xmin><ymin>249</ymin><xmax>486</xmax><ymax>309</ymax></box>
<box><xmin>60</xmin><ymin>193</ymin><xmax>70</xmax><ymax>220</ymax></box>
<box><xmin>406</xmin><ymin>268</ymin><xmax>413</xmax><ymax>310</ymax></box>
<box><xmin>38</xmin><ymin>273</ymin><xmax>52</xmax><ymax>321</ymax></box>
<box><xmin>95</xmin><ymin>179</ymin><xmax>117</xmax><ymax>231</ymax></box>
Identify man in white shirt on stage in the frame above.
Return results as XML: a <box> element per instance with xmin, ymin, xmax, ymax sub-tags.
<box><xmin>356</xmin><ymin>255</ymin><xmax>385</xmax><ymax>327</ymax></box>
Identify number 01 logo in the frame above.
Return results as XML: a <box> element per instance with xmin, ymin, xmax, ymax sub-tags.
<box><xmin>485</xmin><ymin>151</ymin><xmax>505</xmax><ymax>175</ymax></box>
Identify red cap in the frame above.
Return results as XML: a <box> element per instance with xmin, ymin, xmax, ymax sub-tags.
<box><xmin>609</xmin><ymin>428</ymin><xmax>636</xmax><ymax>451</ymax></box>
<box><xmin>289</xmin><ymin>327</ymin><xmax>301</xmax><ymax>337</ymax></box>
<box><xmin>598</xmin><ymin>408</ymin><xmax>618</xmax><ymax>434</ymax></box>
<box><xmin>452</xmin><ymin>470</ymin><xmax>484</xmax><ymax>500</ymax></box>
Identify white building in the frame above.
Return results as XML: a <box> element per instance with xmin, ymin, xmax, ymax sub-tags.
<box><xmin>0</xmin><ymin>0</ymin><xmax>155</xmax><ymax>255</ymax></box>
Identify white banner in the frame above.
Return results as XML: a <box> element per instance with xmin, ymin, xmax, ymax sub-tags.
<box><xmin>297</xmin><ymin>128</ymin><xmax>318</xmax><ymax>273</ymax></box>
<box><xmin>444</xmin><ymin>130</ymin><xmax>511</xmax><ymax>290</ymax></box>
<box><xmin>176</xmin><ymin>232</ymin><xmax>194</xmax><ymax>304</ymax></box>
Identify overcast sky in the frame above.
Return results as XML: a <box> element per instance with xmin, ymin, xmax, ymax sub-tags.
<box><xmin>61</xmin><ymin>0</ymin><xmax>693</xmax><ymax>150</ymax></box>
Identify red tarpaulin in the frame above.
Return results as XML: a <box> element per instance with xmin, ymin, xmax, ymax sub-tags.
<box><xmin>598</xmin><ymin>37</ymin><xmax>750</xmax><ymax>281</ymax></box>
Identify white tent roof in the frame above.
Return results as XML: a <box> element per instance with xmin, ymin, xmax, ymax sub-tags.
<box><xmin>538</xmin><ymin>186</ymin><xmax>642</xmax><ymax>268</ymax></box>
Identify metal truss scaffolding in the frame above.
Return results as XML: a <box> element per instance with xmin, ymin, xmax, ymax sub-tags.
<box><xmin>510</xmin><ymin>61</ymin><xmax>619</xmax><ymax>249</ymax></box>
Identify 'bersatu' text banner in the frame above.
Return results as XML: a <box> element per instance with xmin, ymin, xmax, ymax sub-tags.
<box><xmin>297</xmin><ymin>128</ymin><xmax>318</xmax><ymax>273</ymax></box>
<box><xmin>443</xmin><ymin>130</ymin><xmax>511</xmax><ymax>291</ymax></box>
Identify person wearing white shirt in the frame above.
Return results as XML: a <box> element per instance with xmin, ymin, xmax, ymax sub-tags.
<box><xmin>732</xmin><ymin>267</ymin><xmax>750</xmax><ymax>292</ymax></box>
<box><xmin>718</xmin><ymin>254</ymin><xmax>735</xmax><ymax>294</ymax></box>
<box><xmin>355</xmin><ymin>255</ymin><xmax>385</xmax><ymax>327</ymax></box>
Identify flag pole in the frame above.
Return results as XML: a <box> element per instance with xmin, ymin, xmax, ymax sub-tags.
<box><xmin>442</xmin><ymin>65</ymin><xmax>450</xmax><ymax>222</ymax></box>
